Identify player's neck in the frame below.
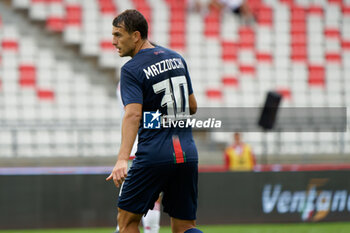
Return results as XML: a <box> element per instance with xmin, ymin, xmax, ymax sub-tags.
<box><xmin>132</xmin><ymin>40</ymin><xmax>154</xmax><ymax>57</ymax></box>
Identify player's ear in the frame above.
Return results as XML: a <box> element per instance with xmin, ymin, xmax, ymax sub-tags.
<box><xmin>132</xmin><ymin>31</ymin><xmax>141</xmax><ymax>43</ymax></box>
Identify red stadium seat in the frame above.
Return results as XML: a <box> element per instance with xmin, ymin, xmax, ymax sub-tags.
<box><xmin>205</xmin><ymin>22</ymin><xmax>220</xmax><ymax>38</ymax></box>
<box><xmin>206</xmin><ymin>88</ymin><xmax>222</xmax><ymax>99</ymax></box>
<box><xmin>308</xmin><ymin>5</ymin><xmax>324</xmax><ymax>15</ymax></box>
<box><xmin>280</xmin><ymin>0</ymin><xmax>294</xmax><ymax>6</ymax></box>
<box><xmin>167</xmin><ymin>0</ymin><xmax>185</xmax><ymax>10</ymax></box>
<box><xmin>19</xmin><ymin>64</ymin><xmax>36</xmax><ymax>87</ymax></box>
<box><xmin>256</xmin><ymin>6</ymin><xmax>273</xmax><ymax>26</ymax></box>
<box><xmin>221</xmin><ymin>41</ymin><xmax>238</xmax><ymax>61</ymax></box>
<box><xmin>170</xmin><ymin>32</ymin><xmax>185</xmax><ymax>50</ymax></box>
<box><xmin>239</xmin><ymin>27</ymin><xmax>254</xmax><ymax>39</ymax></box>
<box><xmin>291</xmin><ymin>21</ymin><xmax>306</xmax><ymax>34</ymax></box>
<box><xmin>204</xmin><ymin>7</ymin><xmax>220</xmax><ymax>38</ymax></box>
<box><xmin>291</xmin><ymin>6</ymin><xmax>306</xmax><ymax>21</ymax></box>
<box><xmin>239</xmin><ymin>26</ymin><xmax>255</xmax><ymax>48</ymax></box>
<box><xmin>291</xmin><ymin>33</ymin><xmax>306</xmax><ymax>46</ymax></box>
<box><xmin>291</xmin><ymin>45</ymin><xmax>307</xmax><ymax>62</ymax></box>
<box><xmin>308</xmin><ymin>65</ymin><xmax>325</xmax><ymax>87</ymax></box>
<box><xmin>324</xmin><ymin>28</ymin><xmax>340</xmax><ymax>39</ymax></box>
<box><xmin>100</xmin><ymin>40</ymin><xmax>114</xmax><ymax>51</ymax></box>
<box><xmin>256</xmin><ymin>52</ymin><xmax>273</xmax><ymax>63</ymax></box>
<box><xmin>98</xmin><ymin>0</ymin><xmax>117</xmax><ymax>15</ymax></box>
<box><xmin>46</xmin><ymin>16</ymin><xmax>64</xmax><ymax>32</ymax></box>
<box><xmin>325</xmin><ymin>52</ymin><xmax>341</xmax><ymax>63</ymax></box>
<box><xmin>37</xmin><ymin>89</ymin><xmax>55</xmax><ymax>100</ymax></box>
<box><xmin>276</xmin><ymin>88</ymin><xmax>292</xmax><ymax>100</ymax></box>
<box><xmin>222</xmin><ymin>76</ymin><xmax>239</xmax><ymax>87</ymax></box>
<box><xmin>166</xmin><ymin>0</ymin><xmax>186</xmax><ymax>50</ymax></box>
<box><xmin>239</xmin><ymin>65</ymin><xmax>255</xmax><ymax>74</ymax></box>
<box><xmin>328</xmin><ymin>0</ymin><xmax>343</xmax><ymax>5</ymax></box>
<box><xmin>171</xmin><ymin>21</ymin><xmax>185</xmax><ymax>34</ymax></box>
<box><xmin>171</xmin><ymin>10</ymin><xmax>185</xmax><ymax>22</ymax></box>
<box><xmin>343</xmin><ymin>6</ymin><xmax>350</xmax><ymax>15</ymax></box>
<box><xmin>2</xmin><ymin>40</ymin><xmax>19</xmax><ymax>51</ymax></box>
<box><xmin>289</xmin><ymin>4</ymin><xmax>307</xmax><ymax>64</ymax></box>
<box><xmin>342</xmin><ymin>40</ymin><xmax>350</xmax><ymax>50</ymax></box>
<box><xmin>247</xmin><ymin>0</ymin><xmax>262</xmax><ymax>7</ymax></box>
<box><xmin>65</xmin><ymin>5</ymin><xmax>81</xmax><ymax>26</ymax></box>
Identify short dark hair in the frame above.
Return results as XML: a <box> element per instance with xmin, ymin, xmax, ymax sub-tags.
<box><xmin>112</xmin><ymin>9</ymin><xmax>148</xmax><ymax>39</ymax></box>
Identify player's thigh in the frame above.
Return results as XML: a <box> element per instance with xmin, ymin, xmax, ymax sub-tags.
<box><xmin>118</xmin><ymin>166</ymin><xmax>163</xmax><ymax>214</ymax></box>
<box><xmin>170</xmin><ymin>217</ymin><xmax>196</xmax><ymax>233</ymax></box>
<box><xmin>117</xmin><ymin>207</ymin><xmax>143</xmax><ymax>228</ymax></box>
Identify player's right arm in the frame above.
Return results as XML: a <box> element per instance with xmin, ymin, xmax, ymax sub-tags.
<box><xmin>106</xmin><ymin>103</ymin><xmax>142</xmax><ymax>188</ymax></box>
<box><xmin>107</xmin><ymin>66</ymin><xmax>143</xmax><ymax>188</ymax></box>
<box><xmin>189</xmin><ymin>93</ymin><xmax>197</xmax><ymax>115</ymax></box>
<box><xmin>119</xmin><ymin>103</ymin><xmax>142</xmax><ymax>158</ymax></box>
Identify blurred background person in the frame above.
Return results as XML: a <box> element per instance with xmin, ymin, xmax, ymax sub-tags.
<box><xmin>224</xmin><ymin>132</ymin><xmax>256</xmax><ymax>171</ymax></box>
<box><xmin>209</xmin><ymin>0</ymin><xmax>255</xmax><ymax>25</ymax></box>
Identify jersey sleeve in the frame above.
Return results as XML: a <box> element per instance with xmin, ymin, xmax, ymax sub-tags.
<box><xmin>120</xmin><ymin>66</ymin><xmax>143</xmax><ymax>106</ymax></box>
<box><xmin>182</xmin><ymin>58</ymin><xmax>194</xmax><ymax>95</ymax></box>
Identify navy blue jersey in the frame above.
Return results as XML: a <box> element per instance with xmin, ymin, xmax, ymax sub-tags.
<box><xmin>120</xmin><ymin>46</ymin><xmax>198</xmax><ymax>167</ymax></box>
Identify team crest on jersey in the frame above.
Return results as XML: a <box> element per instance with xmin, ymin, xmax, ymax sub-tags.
<box><xmin>143</xmin><ymin>110</ymin><xmax>161</xmax><ymax>129</ymax></box>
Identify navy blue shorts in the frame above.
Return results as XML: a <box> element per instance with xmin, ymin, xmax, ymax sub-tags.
<box><xmin>118</xmin><ymin>162</ymin><xmax>198</xmax><ymax>220</ymax></box>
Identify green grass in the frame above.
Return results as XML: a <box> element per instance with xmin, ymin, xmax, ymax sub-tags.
<box><xmin>1</xmin><ymin>222</ymin><xmax>350</xmax><ymax>233</ymax></box>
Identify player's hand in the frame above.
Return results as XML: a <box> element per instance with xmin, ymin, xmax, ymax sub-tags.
<box><xmin>106</xmin><ymin>159</ymin><xmax>128</xmax><ymax>188</ymax></box>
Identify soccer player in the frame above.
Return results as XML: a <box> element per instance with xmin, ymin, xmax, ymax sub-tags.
<box><xmin>115</xmin><ymin>83</ymin><xmax>161</xmax><ymax>233</ymax></box>
<box><xmin>106</xmin><ymin>9</ymin><xmax>203</xmax><ymax>233</ymax></box>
